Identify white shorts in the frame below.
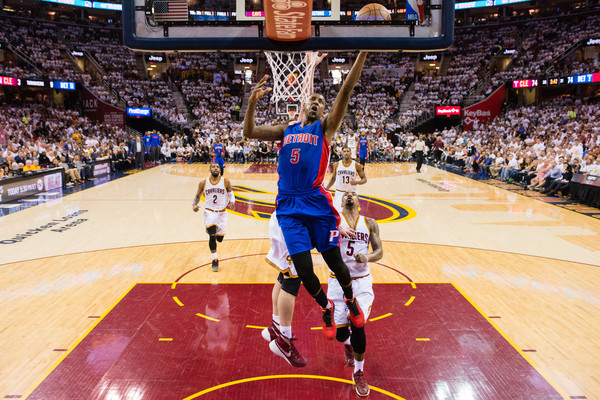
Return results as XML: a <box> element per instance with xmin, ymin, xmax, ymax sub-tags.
<box><xmin>204</xmin><ymin>209</ymin><xmax>227</xmax><ymax>236</ymax></box>
<box><xmin>266</xmin><ymin>212</ymin><xmax>298</xmax><ymax>278</ymax></box>
<box><xmin>327</xmin><ymin>273</ymin><xmax>374</xmax><ymax>327</ymax></box>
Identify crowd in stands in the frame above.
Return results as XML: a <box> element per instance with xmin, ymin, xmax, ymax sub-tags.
<box><xmin>404</xmin><ymin>98</ymin><xmax>600</xmax><ymax>197</ymax></box>
<box><xmin>0</xmin><ymin>16</ymin><xmax>92</xmax><ymax>83</ymax></box>
<box><xmin>1</xmin><ymin>7</ymin><xmax>600</xmax><ymax>208</ymax></box>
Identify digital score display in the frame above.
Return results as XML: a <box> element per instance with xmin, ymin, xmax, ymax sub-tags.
<box><xmin>0</xmin><ymin>76</ymin><xmax>21</xmax><ymax>86</ymax></box>
<box><xmin>541</xmin><ymin>77</ymin><xmax>565</xmax><ymax>86</ymax></box>
<box><xmin>512</xmin><ymin>79</ymin><xmax>538</xmax><ymax>88</ymax></box>
<box><xmin>50</xmin><ymin>81</ymin><xmax>76</xmax><ymax>90</ymax></box>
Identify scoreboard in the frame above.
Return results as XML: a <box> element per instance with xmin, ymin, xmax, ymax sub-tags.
<box><xmin>514</xmin><ymin>72</ymin><xmax>600</xmax><ymax>88</ymax></box>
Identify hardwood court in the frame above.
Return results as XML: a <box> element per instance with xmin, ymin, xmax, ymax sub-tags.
<box><xmin>1</xmin><ymin>162</ymin><xmax>599</xmax><ymax>399</ymax></box>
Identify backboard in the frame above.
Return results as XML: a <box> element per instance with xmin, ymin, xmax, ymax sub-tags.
<box><xmin>123</xmin><ymin>0</ymin><xmax>454</xmax><ymax>52</ymax></box>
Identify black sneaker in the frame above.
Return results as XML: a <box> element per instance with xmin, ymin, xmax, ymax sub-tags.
<box><xmin>212</xmin><ymin>259</ymin><xmax>219</xmax><ymax>272</ymax></box>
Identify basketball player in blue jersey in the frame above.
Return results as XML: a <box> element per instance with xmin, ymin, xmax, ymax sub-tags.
<box><xmin>244</xmin><ymin>52</ymin><xmax>369</xmax><ymax>344</ymax></box>
<box><xmin>212</xmin><ymin>136</ymin><xmax>225</xmax><ymax>175</ymax></box>
<box><xmin>358</xmin><ymin>130</ymin><xmax>369</xmax><ymax>166</ymax></box>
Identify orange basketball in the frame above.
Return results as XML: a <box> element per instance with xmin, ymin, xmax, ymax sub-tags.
<box><xmin>356</xmin><ymin>3</ymin><xmax>391</xmax><ymax>21</ymax></box>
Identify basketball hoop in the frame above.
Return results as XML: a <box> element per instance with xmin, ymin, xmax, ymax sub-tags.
<box><xmin>264</xmin><ymin>51</ymin><xmax>323</xmax><ymax>115</ymax></box>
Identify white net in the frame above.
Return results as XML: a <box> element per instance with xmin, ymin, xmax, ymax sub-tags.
<box><xmin>265</xmin><ymin>51</ymin><xmax>321</xmax><ymax>115</ymax></box>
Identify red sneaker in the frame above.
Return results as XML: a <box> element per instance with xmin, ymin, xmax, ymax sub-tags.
<box><xmin>345</xmin><ymin>296</ymin><xmax>365</xmax><ymax>328</ymax></box>
<box><xmin>344</xmin><ymin>344</ymin><xmax>355</xmax><ymax>366</ymax></box>
<box><xmin>269</xmin><ymin>335</ymin><xmax>307</xmax><ymax>367</ymax></box>
<box><xmin>261</xmin><ymin>321</ymin><xmax>280</xmax><ymax>342</ymax></box>
<box><xmin>322</xmin><ymin>299</ymin><xmax>336</xmax><ymax>340</ymax></box>
<box><xmin>352</xmin><ymin>370</ymin><xmax>370</xmax><ymax>397</ymax></box>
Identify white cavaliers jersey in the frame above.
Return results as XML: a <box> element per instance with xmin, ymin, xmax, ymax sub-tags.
<box><xmin>204</xmin><ymin>177</ymin><xmax>229</xmax><ymax>211</ymax></box>
<box><xmin>339</xmin><ymin>214</ymin><xmax>370</xmax><ymax>278</ymax></box>
<box><xmin>335</xmin><ymin>160</ymin><xmax>358</xmax><ymax>193</ymax></box>
<box><xmin>347</xmin><ymin>135</ymin><xmax>357</xmax><ymax>158</ymax></box>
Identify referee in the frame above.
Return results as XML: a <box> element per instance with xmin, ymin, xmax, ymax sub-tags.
<box><xmin>414</xmin><ymin>134</ymin><xmax>426</xmax><ymax>173</ymax></box>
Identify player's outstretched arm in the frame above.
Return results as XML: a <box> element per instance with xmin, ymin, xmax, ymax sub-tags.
<box><xmin>350</xmin><ymin>163</ymin><xmax>367</xmax><ymax>186</ymax></box>
<box><xmin>355</xmin><ymin>217</ymin><xmax>383</xmax><ymax>264</ymax></box>
<box><xmin>323</xmin><ymin>52</ymin><xmax>368</xmax><ymax>142</ymax></box>
<box><xmin>243</xmin><ymin>75</ymin><xmax>287</xmax><ymax>141</ymax></box>
<box><xmin>325</xmin><ymin>162</ymin><xmax>339</xmax><ymax>190</ymax></box>
<box><xmin>192</xmin><ymin>179</ymin><xmax>206</xmax><ymax>212</ymax></box>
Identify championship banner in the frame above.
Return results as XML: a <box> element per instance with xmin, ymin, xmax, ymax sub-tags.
<box><xmin>263</xmin><ymin>0</ymin><xmax>312</xmax><ymax>41</ymax></box>
<box><xmin>462</xmin><ymin>84</ymin><xmax>506</xmax><ymax>131</ymax></box>
<box><xmin>81</xmin><ymin>86</ymin><xmax>126</xmax><ymax>127</ymax></box>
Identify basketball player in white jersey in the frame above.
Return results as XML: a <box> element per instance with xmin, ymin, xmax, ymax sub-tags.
<box><xmin>261</xmin><ymin>211</ymin><xmax>307</xmax><ymax>368</ymax></box>
<box><xmin>192</xmin><ymin>162</ymin><xmax>235</xmax><ymax>272</ymax></box>
<box><xmin>325</xmin><ymin>146</ymin><xmax>367</xmax><ymax>212</ymax></box>
<box><xmin>328</xmin><ymin>190</ymin><xmax>382</xmax><ymax>397</ymax></box>
<box><xmin>346</xmin><ymin>132</ymin><xmax>358</xmax><ymax>159</ymax></box>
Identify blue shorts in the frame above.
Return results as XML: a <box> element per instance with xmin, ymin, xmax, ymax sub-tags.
<box><xmin>214</xmin><ymin>156</ymin><xmax>225</xmax><ymax>169</ymax></box>
<box><xmin>276</xmin><ymin>187</ymin><xmax>340</xmax><ymax>256</ymax></box>
<box><xmin>359</xmin><ymin>150</ymin><xmax>367</xmax><ymax>159</ymax></box>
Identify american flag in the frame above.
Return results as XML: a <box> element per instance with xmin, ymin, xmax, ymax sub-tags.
<box><xmin>153</xmin><ymin>1</ymin><xmax>189</xmax><ymax>22</ymax></box>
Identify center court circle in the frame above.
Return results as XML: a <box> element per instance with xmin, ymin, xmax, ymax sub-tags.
<box><xmin>181</xmin><ymin>374</ymin><xmax>406</xmax><ymax>399</ymax></box>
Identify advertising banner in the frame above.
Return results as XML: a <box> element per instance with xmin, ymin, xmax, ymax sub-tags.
<box><xmin>263</xmin><ymin>0</ymin><xmax>313</xmax><ymax>41</ymax></box>
<box><xmin>463</xmin><ymin>85</ymin><xmax>506</xmax><ymax>131</ymax></box>
<box><xmin>92</xmin><ymin>158</ymin><xmax>111</xmax><ymax>178</ymax></box>
<box><xmin>0</xmin><ymin>169</ymin><xmax>63</xmax><ymax>204</ymax></box>
<box><xmin>436</xmin><ymin>106</ymin><xmax>461</xmax><ymax>116</ymax></box>
<box><xmin>82</xmin><ymin>86</ymin><xmax>126</xmax><ymax>127</ymax></box>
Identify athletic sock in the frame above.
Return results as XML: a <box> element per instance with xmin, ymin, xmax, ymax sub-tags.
<box><xmin>273</xmin><ymin>314</ymin><xmax>280</xmax><ymax>325</ymax></box>
<box><xmin>354</xmin><ymin>359</ymin><xmax>364</xmax><ymax>373</ymax></box>
<box><xmin>280</xmin><ymin>325</ymin><xmax>292</xmax><ymax>339</ymax></box>
<box><xmin>211</xmin><ymin>252</ymin><xmax>218</xmax><ymax>260</ymax></box>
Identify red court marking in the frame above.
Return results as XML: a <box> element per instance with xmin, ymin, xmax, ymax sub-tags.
<box><xmin>27</xmin><ymin>283</ymin><xmax>564</xmax><ymax>400</ymax></box>
<box><xmin>244</xmin><ymin>164</ymin><xmax>278</xmax><ymax>174</ymax></box>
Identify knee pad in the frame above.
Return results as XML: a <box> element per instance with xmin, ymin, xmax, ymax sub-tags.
<box><xmin>336</xmin><ymin>326</ymin><xmax>351</xmax><ymax>343</ymax></box>
<box><xmin>350</xmin><ymin>325</ymin><xmax>366</xmax><ymax>354</ymax></box>
<box><xmin>216</xmin><ymin>235</ymin><xmax>224</xmax><ymax>243</ymax></box>
<box><xmin>280</xmin><ymin>276</ymin><xmax>301</xmax><ymax>297</ymax></box>
<box><xmin>206</xmin><ymin>225</ymin><xmax>217</xmax><ymax>235</ymax></box>
<box><xmin>208</xmin><ymin>235</ymin><xmax>217</xmax><ymax>252</ymax></box>
<box><xmin>276</xmin><ymin>272</ymin><xmax>284</xmax><ymax>285</ymax></box>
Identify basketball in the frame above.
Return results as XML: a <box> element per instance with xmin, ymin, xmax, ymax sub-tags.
<box><xmin>356</xmin><ymin>3</ymin><xmax>391</xmax><ymax>21</ymax></box>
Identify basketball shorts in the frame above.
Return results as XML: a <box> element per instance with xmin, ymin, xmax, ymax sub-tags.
<box><xmin>276</xmin><ymin>187</ymin><xmax>340</xmax><ymax>256</ymax></box>
<box><xmin>359</xmin><ymin>150</ymin><xmax>367</xmax><ymax>159</ymax></box>
<box><xmin>266</xmin><ymin>212</ymin><xmax>298</xmax><ymax>278</ymax></box>
<box><xmin>214</xmin><ymin>156</ymin><xmax>225</xmax><ymax>170</ymax></box>
<box><xmin>204</xmin><ymin>209</ymin><xmax>227</xmax><ymax>236</ymax></box>
<box><xmin>327</xmin><ymin>273</ymin><xmax>373</xmax><ymax>327</ymax></box>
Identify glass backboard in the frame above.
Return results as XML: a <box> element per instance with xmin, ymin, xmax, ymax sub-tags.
<box><xmin>123</xmin><ymin>0</ymin><xmax>454</xmax><ymax>52</ymax></box>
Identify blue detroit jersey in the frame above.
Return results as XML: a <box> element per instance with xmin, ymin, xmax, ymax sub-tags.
<box><xmin>213</xmin><ymin>143</ymin><xmax>224</xmax><ymax>158</ymax></box>
<box><xmin>277</xmin><ymin>120</ymin><xmax>330</xmax><ymax>193</ymax></box>
<box><xmin>359</xmin><ymin>137</ymin><xmax>368</xmax><ymax>152</ymax></box>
